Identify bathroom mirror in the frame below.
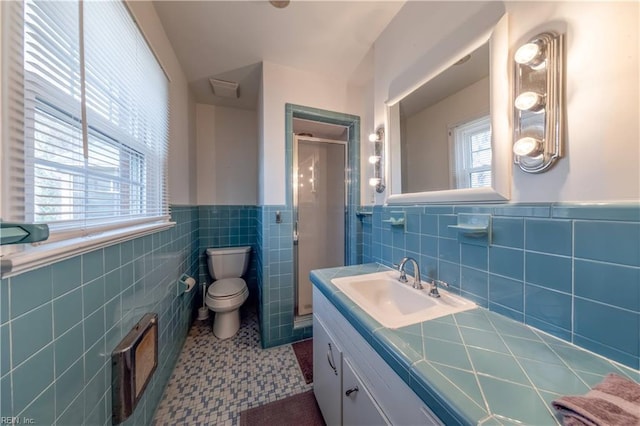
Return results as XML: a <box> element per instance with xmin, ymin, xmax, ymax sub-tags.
<box><xmin>386</xmin><ymin>14</ymin><xmax>510</xmax><ymax>204</ymax></box>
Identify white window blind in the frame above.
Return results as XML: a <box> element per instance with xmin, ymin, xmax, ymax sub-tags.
<box><xmin>2</xmin><ymin>0</ymin><xmax>169</xmax><ymax>244</ymax></box>
<box><xmin>451</xmin><ymin>115</ymin><xmax>492</xmax><ymax>189</ymax></box>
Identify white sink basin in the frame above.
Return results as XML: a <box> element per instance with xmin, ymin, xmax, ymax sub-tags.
<box><xmin>331</xmin><ymin>270</ymin><xmax>476</xmax><ymax>329</ymax></box>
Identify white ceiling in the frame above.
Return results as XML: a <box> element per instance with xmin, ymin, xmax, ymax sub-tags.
<box><xmin>153</xmin><ymin>1</ymin><xmax>405</xmax><ymax>110</ymax></box>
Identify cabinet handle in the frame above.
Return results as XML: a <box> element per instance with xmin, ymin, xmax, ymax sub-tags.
<box><xmin>327</xmin><ymin>343</ymin><xmax>338</xmax><ymax>375</ymax></box>
<box><xmin>345</xmin><ymin>386</ymin><xmax>359</xmax><ymax>397</ymax></box>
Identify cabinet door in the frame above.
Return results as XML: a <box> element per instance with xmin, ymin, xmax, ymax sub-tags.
<box><xmin>313</xmin><ymin>314</ymin><xmax>342</xmax><ymax>426</ymax></box>
<box><xmin>342</xmin><ymin>358</ymin><xmax>390</xmax><ymax>426</ymax></box>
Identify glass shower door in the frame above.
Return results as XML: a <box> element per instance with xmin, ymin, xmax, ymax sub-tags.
<box><xmin>294</xmin><ymin>137</ymin><xmax>346</xmax><ymax>316</ymax></box>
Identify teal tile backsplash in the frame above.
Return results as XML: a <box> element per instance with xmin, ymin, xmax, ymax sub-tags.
<box><xmin>574</xmin><ymin>259</ymin><xmax>639</xmax><ymax>311</ymax></box>
<box><xmin>0</xmin><ymin>205</ymin><xmax>199</xmax><ymax>425</ymax></box>
<box><xmin>575</xmin><ymin>221</ymin><xmax>640</xmax><ymax>266</ymax></box>
<box><xmin>361</xmin><ymin>203</ymin><xmax>640</xmax><ymax>369</ymax></box>
<box><xmin>525</xmin><ymin>218</ymin><xmax>573</xmax><ymax>256</ymax></box>
<box><xmin>525</xmin><ymin>252</ymin><xmax>572</xmax><ymax>293</ymax></box>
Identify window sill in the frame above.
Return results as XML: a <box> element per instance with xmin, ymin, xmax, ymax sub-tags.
<box><xmin>0</xmin><ymin>221</ymin><xmax>175</xmax><ymax>278</ymax></box>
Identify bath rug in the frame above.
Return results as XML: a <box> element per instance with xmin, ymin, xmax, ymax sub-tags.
<box><xmin>292</xmin><ymin>338</ymin><xmax>313</xmax><ymax>384</ymax></box>
<box><xmin>239</xmin><ymin>390</ymin><xmax>325</xmax><ymax>426</ymax></box>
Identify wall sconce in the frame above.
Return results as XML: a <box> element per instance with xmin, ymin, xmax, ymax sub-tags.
<box><xmin>513</xmin><ymin>32</ymin><xmax>564</xmax><ymax>173</ymax></box>
<box><xmin>368</xmin><ymin>127</ymin><xmax>385</xmax><ymax>193</ymax></box>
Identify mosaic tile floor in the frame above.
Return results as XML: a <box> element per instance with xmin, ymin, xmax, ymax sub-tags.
<box><xmin>153</xmin><ymin>308</ymin><xmax>313</xmax><ymax>426</ymax></box>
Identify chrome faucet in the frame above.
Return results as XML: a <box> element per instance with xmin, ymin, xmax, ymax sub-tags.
<box><xmin>428</xmin><ymin>279</ymin><xmax>449</xmax><ymax>298</ymax></box>
<box><xmin>396</xmin><ymin>257</ymin><xmax>422</xmax><ymax>290</ymax></box>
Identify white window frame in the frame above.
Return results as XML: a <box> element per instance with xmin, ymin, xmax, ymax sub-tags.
<box><xmin>449</xmin><ymin>115</ymin><xmax>492</xmax><ymax>190</ymax></box>
<box><xmin>0</xmin><ymin>1</ymin><xmax>173</xmax><ymax>278</ymax></box>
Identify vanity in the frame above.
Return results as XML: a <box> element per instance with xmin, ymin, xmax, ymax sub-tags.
<box><xmin>311</xmin><ymin>263</ymin><xmax>640</xmax><ymax>425</ymax></box>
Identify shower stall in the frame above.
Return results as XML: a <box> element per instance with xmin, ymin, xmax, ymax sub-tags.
<box><xmin>293</xmin><ymin>135</ymin><xmax>347</xmax><ymax>317</ymax></box>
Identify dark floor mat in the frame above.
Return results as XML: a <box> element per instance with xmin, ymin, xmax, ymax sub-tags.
<box><xmin>239</xmin><ymin>390</ymin><xmax>325</xmax><ymax>426</ymax></box>
<box><xmin>292</xmin><ymin>338</ymin><xmax>313</xmax><ymax>384</ymax></box>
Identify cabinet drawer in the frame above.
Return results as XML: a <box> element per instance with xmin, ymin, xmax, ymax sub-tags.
<box><xmin>343</xmin><ymin>358</ymin><xmax>390</xmax><ymax>426</ymax></box>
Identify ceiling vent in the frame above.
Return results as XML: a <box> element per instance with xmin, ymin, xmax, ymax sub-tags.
<box><xmin>209</xmin><ymin>78</ymin><xmax>239</xmax><ymax>98</ymax></box>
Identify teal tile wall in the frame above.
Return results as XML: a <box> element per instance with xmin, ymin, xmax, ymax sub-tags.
<box><xmin>0</xmin><ymin>206</ymin><xmax>199</xmax><ymax>425</ymax></box>
<box><xmin>361</xmin><ymin>203</ymin><xmax>640</xmax><ymax>370</ymax></box>
<box><xmin>197</xmin><ymin>205</ymin><xmax>258</xmax><ymax>306</ymax></box>
<box><xmin>254</xmin><ymin>209</ymin><xmax>300</xmax><ymax>348</ymax></box>
<box><xmin>256</xmin><ymin>205</ymin><xmax>311</xmax><ymax>347</ymax></box>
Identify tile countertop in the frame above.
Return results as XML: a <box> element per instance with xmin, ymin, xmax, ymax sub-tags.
<box><xmin>310</xmin><ymin>263</ymin><xmax>640</xmax><ymax>426</ymax></box>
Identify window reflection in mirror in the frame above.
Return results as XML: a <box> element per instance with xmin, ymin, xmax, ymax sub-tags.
<box><xmin>398</xmin><ymin>41</ymin><xmax>490</xmax><ymax>194</ymax></box>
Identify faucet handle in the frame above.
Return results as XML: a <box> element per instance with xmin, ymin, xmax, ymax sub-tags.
<box><xmin>428</xmin><ymin>279</ymin><xmax>449</xmax><ymax>298</ymax></box>
<box><xmin>435</xmin><ymin>279</ymin><xmax>449</xmax><ymax>288</ymax></box>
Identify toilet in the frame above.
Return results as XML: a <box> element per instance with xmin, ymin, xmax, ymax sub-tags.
<box><xmin>204</xmin><ymin>246</ymin><xmax>251</xmax><ymax>339</ymax></box>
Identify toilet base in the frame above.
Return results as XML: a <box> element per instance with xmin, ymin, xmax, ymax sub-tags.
<box><xmin>213</xmin><ymin>309</ymin><xmax>241</xmax><ymax>339</ymax></box>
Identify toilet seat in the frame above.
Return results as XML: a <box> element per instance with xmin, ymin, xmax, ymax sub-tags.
<box><xmin>207</xmin><ymin>278</ymin><xmax>247</xmax><ymax>299</ymax></box>
<box><xmin>205</xmin><ymin>277</ymin><xmax>249</xmax><ymax>321</ymax></box>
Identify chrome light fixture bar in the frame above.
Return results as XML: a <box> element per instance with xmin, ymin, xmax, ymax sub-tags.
<box><xmin>368</xmin><ymin>127</ymin><xmax>385</xmax><ymax>193</ymax></box>
<box><xmin>513</xmin><ymin>32</ymin><xmax>564</xmax><ymax>173</ymax></box>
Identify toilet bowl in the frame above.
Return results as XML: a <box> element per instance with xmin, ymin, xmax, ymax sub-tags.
<box><xmin>205</xmin><ymin>246</ymin><xmax>251</xmax><ymax>339</ymax></box>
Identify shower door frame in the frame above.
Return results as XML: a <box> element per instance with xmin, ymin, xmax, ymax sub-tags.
<box><xmin>293</xmin><ymin>135</ymin><xmax>348</xmax><ymax>318</ymax></box>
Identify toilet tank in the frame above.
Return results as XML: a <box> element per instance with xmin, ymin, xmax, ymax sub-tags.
<box><xmin>206</xmin><ymin>246</ymin><xmax>251</xmax><ymax>280</ymax></box>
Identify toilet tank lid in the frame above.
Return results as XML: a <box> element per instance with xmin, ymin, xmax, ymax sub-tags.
<box><xmin>206</xmin><ymin>246</ymin><xmax>251</xmax><ymax>256</ymax></box>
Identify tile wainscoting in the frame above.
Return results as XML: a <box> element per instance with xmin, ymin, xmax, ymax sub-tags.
<box><xmin>0</xmin><ymin>206</ymin><xmax>199</xmax><ymax>425</ymax></box>
<box><xmin>359</xmin><ymin>203</ymin><xmax>640</xmax><ymax>370</ymax></box>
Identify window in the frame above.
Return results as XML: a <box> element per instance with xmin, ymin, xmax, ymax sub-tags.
<box><xmin>450</xmin><ymin>116</ymin><xmax>492</xmax><ymax>189</ymax></box>
<box><xmin>1</xmin><ymin>0</ymin><xmax>170</xmax><ymax>271</ymax></box>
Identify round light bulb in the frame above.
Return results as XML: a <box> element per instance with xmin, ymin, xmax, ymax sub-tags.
<box><xmin>369</xmin><ymin>177</ymin><xmax>380</xmax><ymax>187</ymax></box>
<box><xmin>368</xmin><ymin>155</ymin><xmax>381</xmax><ymax>164</ymax></box>
<box><xmin>515</xmin><ymin>91</ymin><xmax>545</xmax><ymax>112</ymax></box>
<box><xmin>514</xmin><ymin>41</ymin><xmax>545</xmax><ymax>68</ymax></box>
<box><xmin>369</xmin><ymin>133</ymin><xmax>379</xmax><ymax>143</ymax></box>
<box><xmin>513</xmin><ymin>137</ymin><xmax>542</xmax><ymax>157</ymax></box>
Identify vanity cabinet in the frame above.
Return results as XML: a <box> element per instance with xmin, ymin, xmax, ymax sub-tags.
<box><xmin>313</xmin><ymin>313</ymin><xmax>343</xmax><ymax>425</ymax></box>
<box><xmin>313</xmin><ymin>287</ymin><xmax>442</xmax><ymax>426</ymax></box>
<box><xmin>313</xmin><ymin>313</ymin><xmax>389</xmax><ymax>425</ymax></box>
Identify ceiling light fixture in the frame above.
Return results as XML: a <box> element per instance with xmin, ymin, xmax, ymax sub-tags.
<box><xmin>453</xmin><ymin>54</ymin><xmax>471</xmax><ymax>66</ymax></box>
<box><xmin>269</xmin><ymin>1</ymin><xmax>290</xmax><ymax>9</ymax></box>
